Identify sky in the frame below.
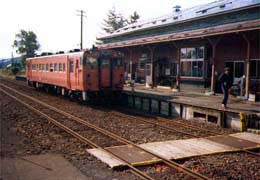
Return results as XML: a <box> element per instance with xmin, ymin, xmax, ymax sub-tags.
<box><xmin>0</xmin><ymin>0</ymin><xmax>216</xmax><ymax>59</ymax></box>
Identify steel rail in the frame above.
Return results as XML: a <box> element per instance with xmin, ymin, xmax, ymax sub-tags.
<box><xmin>114</xmin><ymin>108</ymin><xmax>218</xmax><ymax>136</ymax></box>
<box><xmin>110</xmin><ymin>111</ymin><xmax>209</xmax><ymax>138</ymax></box>
<box><xmin>1</xmin><ymin>79</ymin><xmax>259</xmax><ymax>158</ymax></box>
<box><xmin>112</xmin><ymin>109</ymin><xmax>260</xmax><ymax>157</ymax></box>
<box><xmin>0</xmin><ymin>83</ymin><xmax>211</xmax><ymax>180</ymax></box>
<box><xmin>0</xmin><ymin>87</ymin><xmax>155</xmax><ymax>180</ymax></box>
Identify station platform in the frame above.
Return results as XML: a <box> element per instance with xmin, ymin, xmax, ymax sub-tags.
<box><xmin>87</xmin><ymin>132</ymin><xmax>260</xmax><ymax>168</ymax></box>
<box><xmin>123</xmin><ymin>85</ymin><xmax>260</xmax><ymax>131</ymax></box>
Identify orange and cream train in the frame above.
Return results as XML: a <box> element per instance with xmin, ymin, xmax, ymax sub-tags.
<box><xmin>26</xmin><ymin>49</ymin><xmax>125</xmax><ymax>101</ymax></box>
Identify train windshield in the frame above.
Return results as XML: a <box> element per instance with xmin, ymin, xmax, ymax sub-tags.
<box><xmin>84</xmin><ymin>56</ymin><xmax>97</xmax><ymax>66</ymax></box>
<box><xmin>113</xmin><ymin>58</ymin><xmax>124</xmax><ymax>67</ymax></box>
<box><xmin>101</xmin><ymin>59</ymin><xmax>110</xmax><ymax>67</ymax></box>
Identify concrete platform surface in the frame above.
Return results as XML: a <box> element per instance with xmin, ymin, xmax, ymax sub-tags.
<box><xmin>87</xmin><ymin>133</ymin><xmax>260</xmax><ymax>168</ymax></box>
<box><xmin>124</xmin><ymin>86</ymin><xmax>260</xmax><ymax>114</ymax></box>
<box><xmin>0</xmin><ymin>154</ymin><xmax>86</xmax><ymax>180</ymax></box>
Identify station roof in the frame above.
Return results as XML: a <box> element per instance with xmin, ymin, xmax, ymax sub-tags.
<box><xmin>98</xmin><ymin>0</ymin><xmax>260</xmax><ymax>40</ymax></box>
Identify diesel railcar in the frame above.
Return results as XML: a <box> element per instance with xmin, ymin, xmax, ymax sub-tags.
<box><xmin>26</xmin><ymin>50</ymin><xmax>124</xmax><ymax>100</ymax></box>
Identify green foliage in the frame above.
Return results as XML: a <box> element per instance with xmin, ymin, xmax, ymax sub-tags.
<box><xmin>10</xmin><ymin>62</ymin><xmax>22</xmax><ymax>75</ymax></box>
<box><xmin>103</xmin><ymin>7</ymin><xmax>140</xmax><ymax>33</ymax></box>
<box><xmin>103</xmin><ymin>7</ymin><xmax>127</xmax><ymax>33</ymax></box>
<box><xmin>11</xmin><ymin>66</ymin><xmax>20</xmax><ymax>75</ymax></box>
<box><xmin>13</xmin><ymin>30</ymin><xmax>40</xmax><ymax>66</ymax></box>
<box><xmin>128</xmin><ymin>11</ymin><xmax>140</xmax><ymax>24</ymax></box>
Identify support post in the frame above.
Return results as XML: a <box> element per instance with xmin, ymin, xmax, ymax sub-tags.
<box><xmin>76</xmin><ymin>10</ymin><xmax>86</xmax><ymax>51</ymax></box>
<box><xmin>126</xmin><ymin>47</ymin><xmax>133</xmax><ymax>81</ymax></box>
<box><xmin>242</xmin><ymin>33</ymin><xmax>251</xmax><ymax>99</ymax></box>
<box><xmin>207</xmin><ymin>37</ymin><xmax>221</xmax><ymax>94</ymax></box>
<box><xmin>148</xmin><ymin>46</ymin><xmax>155</xmax><ymax>88</ymax></box>
<box><xmin>173</xmin><ymin>42</ymin><xmax>181</xmax><ymax>92</ymax></box>
<box><xmin>129</xmin><ymin>50</ymin><xmax>133</xmax><ymax>81</ymax></box>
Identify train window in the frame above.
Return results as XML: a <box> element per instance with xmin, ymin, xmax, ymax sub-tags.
<box><xmin>86</xmin><ymin>57</ymin><xmax>97</xmax><ymax>66</ymax></box>
<box><xmin>46</xmin><ymin>64</ymin><xmax>49</xmax><ymax>71</ymax></box>
<box><xmin>59</xmin><ymin>63</ymin><xmax>62</xmax><ymax>71</ymax></box>
<box><xmin>63</xmin><ymin>63</ymin><xmax>66</xmax><ymax>72</ymax></box>
<box><xmin>54</xmin><ymin>63</ymin><xmax>58</xmax><ymax>72</ymax></box>
<box><xmin>114</xmin><ymin>58</ymin><xmax>123</xmax><ymax>67</ymax></box>
<box><xmin>37</xmin><ymin>64</ymin><xmax>39</xmax><ymax>70</ymax></box>
<box><xmin>42</xmin><ymin>64</ymin><xmax>45</xmax><ymax>71</ymax></box>
<box><xmin>76</xmin><ymin>60</ymin><xmax>79</xmax><ymax>69</ymax></box>
<box><xmin>80</xmin><ymin>57</ymin><xmax>83</xmax><ymax>65</ymax></box>
<box><xmin>101</xmin><ymin>59</ymin><xmax>110</xmax><ymax>67</ymax></box>
<box><xmin>50</xmin><ymin>63</ymin><xmax>53</xmax><ymax>72</ymax></box>
<box><xmin>70</xmin><ymin>61</ymin><xmax>74</xmax><ymax>73</ymax></box>
<box><xmin>32</xmin><ymin>64</ymin><xmax>36</xmax><ymax>70</ymax></box>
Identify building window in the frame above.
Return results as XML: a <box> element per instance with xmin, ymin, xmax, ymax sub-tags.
<box><xmin>139</xmin><ymin>53</ymin><xmax>149</xmax><ymax>70</ymax></box>
<box><xmin>225</xmin><ymin>61</ymin><xmax>245</xmax><ymax>78</ymax></box>
<box><xmin>250</xmin><ymin>60</ymin><xmax>260</xmax><ymax>79</ymax></box>
<box><xmin>70</xmin><ymin>61</ymin><xmax>74</xmax><ymax>73</ymax></box>
<box><xmin>180</xmin><ymin>47</ymin><xmax>204</xmax><ymax>77</ymax></box>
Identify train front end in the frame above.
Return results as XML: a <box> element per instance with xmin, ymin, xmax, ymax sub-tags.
<box><xmin>83</xmin><ymin>50</ymin><xmax>125</xmax><ymax>100</ymax></box>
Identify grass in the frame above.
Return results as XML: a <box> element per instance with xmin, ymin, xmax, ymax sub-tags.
<box><xmin>0</xmin><ymin>68</ymin><xmax>25</xmax><ymax>79</ymax></box>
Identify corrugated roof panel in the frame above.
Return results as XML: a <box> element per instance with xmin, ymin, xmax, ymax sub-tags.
<box><xmin>99</xmin><ymin>0</ymin><xmax>260</xmax><ymax>39</ymax></box>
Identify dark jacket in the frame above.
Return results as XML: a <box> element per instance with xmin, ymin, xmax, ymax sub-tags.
<box><xmin>218</xmin><ymin>73</ymin><xmax>233</xmax><ymax>89</ymax></box>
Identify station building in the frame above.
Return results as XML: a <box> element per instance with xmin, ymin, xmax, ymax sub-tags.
<box><xmin>98</xmin><ymin>0</ymin><xmax>260</xmax><ymax>98</ymax></box>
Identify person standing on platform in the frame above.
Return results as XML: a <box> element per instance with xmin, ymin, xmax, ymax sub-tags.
<box><xmin>218</xmin><ymin>67</ymin><xmax>233</xmax><ymax>109</ymax></box>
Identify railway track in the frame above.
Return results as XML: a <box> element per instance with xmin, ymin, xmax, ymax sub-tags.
<box><xmin>109</xmin><ymin>109</ymin><xmax>260</xmax><ymax>157</ymax></box>
<box><xmin>0</xmin><ymin>78</ymin><xmax>224</xmax><ymax>138</ymax></box>
<box><xmin>0</xmin><ymin>83</ymin><xmax>211</xmax><ymax>180</ymax></box>
<box><xmin>2</xmin><ymin>78</ymin><xmax>259</xmax><ymax>158</ymax></box>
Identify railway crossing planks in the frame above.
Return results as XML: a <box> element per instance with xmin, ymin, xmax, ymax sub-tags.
<box><xmin>87</xmin><ymin>132</ymin><xmax>260</xmax><ymax>168</ymax></box>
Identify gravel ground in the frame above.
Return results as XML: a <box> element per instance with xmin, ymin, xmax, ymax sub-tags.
<box><xmin>0</xmin><ymin>92</ymin><xmax>138</xmax><ymax>180</ymax></box>
<box><xmin>1</xmin><ymin>78</ymin><xmax>260</xmax><ymax>179</ymax></box>
<box><xmin>1</xmin><ymin>79</ymin><xmax>235</xmax><ymax>144</ymax></box>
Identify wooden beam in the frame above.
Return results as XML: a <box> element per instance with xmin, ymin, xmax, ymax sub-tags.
<box><xmin>147</xmin><ymin>45</ymin><xmax>156</xmax><ymax>87</ymax></box>
<box><xmin>207</xmin><ymin>36</ymin><xmax>222</xmax><ymax>94</ymax></box>
<box><xmin>126</xmin><ymin>47</ymin><xmax>134</xmax><ymax>81</ymax></box>
<box><xmin>172</xmin><ymin>42</ymin><xmax>181</xmax><ymax>91</ymax></box>
<box><xmin>241</xmin><ymin>33</ymin><xmax>251</xmax><ymax>98</ymax></box>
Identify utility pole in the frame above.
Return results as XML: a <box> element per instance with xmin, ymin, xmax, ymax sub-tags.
<box><xmin>76</xmin><ymin>10</ymin><xmax>86</xmax><ymax>51</ymax></box>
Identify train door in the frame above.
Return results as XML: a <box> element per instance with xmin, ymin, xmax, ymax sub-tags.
<box><xmin>69</xmin><ymin>58</ymin><xmax>75</xmax><ymax>88</ymax></box>
<box><xmin>27</xmin><ymin>61</ymin><xmax>32</xmax><ymax>80</ymax></box>
<box><xmin>99</xmin><ymin>58</ymin><xmax>111</xmax><ymax>88</ymax></box>
<box><xmin>75</xmin><ymin>59</ymin><xmax>79</xmax><ymax>87</ymax></box>
<box><xmin>112</xmin><ymin>58</ymin><xmax>124</xmax><ymax>90</ymax></box>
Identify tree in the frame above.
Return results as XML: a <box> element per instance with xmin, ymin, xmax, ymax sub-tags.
<box><xmin>128</xmin><ymin>11</ymin><xmax>140</xmax><ymax>24</ymax></box>
<box><xmin>13</xmin><ymin>30</ymin><xmax>40</xmax><ymax>67</ymax></box>
<box><xmin>102</xmin><ymin>7</ymin><xmax>127</xmax><ymax>33</ymax></box>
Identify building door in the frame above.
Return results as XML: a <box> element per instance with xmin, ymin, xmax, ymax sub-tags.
<box><xmin>225</xmin><ymin>61</ymin><xmax>245</xmax><ymax>96</ymax></box>
<box><xmin>225</xmin><ymin>61</ymin><xmax>245</xmax><ymax>78</ymax></box>
<box><xmin>145</xmin><ymin>63</ymin><xmax>152</xmax><ymax>87</ymax></box>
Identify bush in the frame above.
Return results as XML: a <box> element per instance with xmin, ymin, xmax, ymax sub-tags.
<box><xmin>11</xmin><ymin>67</ymin><xmax>20</xmax><ymax>75</ymax></box>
